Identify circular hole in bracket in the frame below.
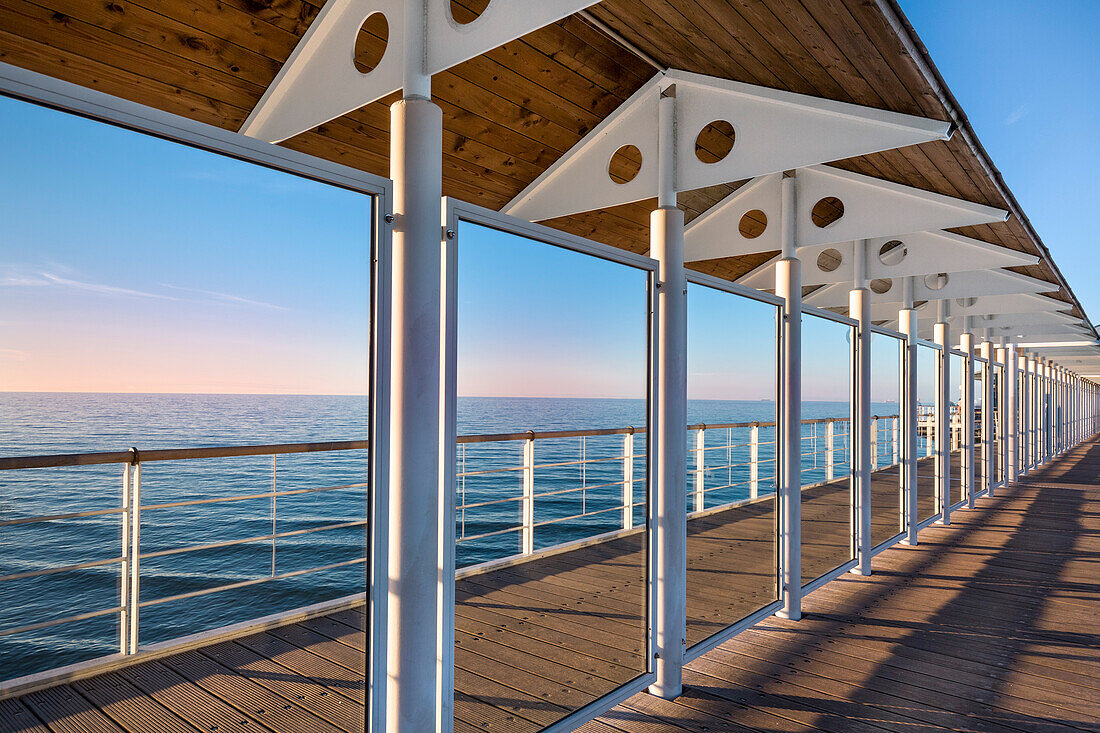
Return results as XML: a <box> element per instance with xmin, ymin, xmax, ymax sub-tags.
<box><xmin>870</xmin><ymin>278</ymin><xmax>893</xmax><ymax>295</ymax></box>
<box><xmin>878</xmin><ymin>240</ymin><xmax>907</xmax><ymax>266</ymax></box>
<box><xmin>694</xmin><ymin>120</ymin><xmax>735</xmax><ymax>164</ymax></box>
<box><xmin>924</xmin><ymin>272</ymin><xmax>950</xmax><ymax>291</ymax></box>
<box><xmin>811</xmin><ymin>197</ymin><xmax>844</xmax><ymax>228</ymax></box>
<box><xmin>608</xmin><ymin>145</ymin><xmax>642</xmax><ymax>185</ymax></box>
<box><xmin>353</xmin><ymin>13</ymin><xmax>389</xmax><ymax>74</ymax></box>
<box><xmin>450</xmin><ymin>0</ymin><xmax>491</xmax><ymax>25</ymax></box>
<box><xmin>955</xmin><ymin>296</ymin><xmax>978</xmax><ymax>308</ymax></box>
<box><xmin>739</xmin><ymin>209</ymin><xmax>767</xmax><ymax>239</ymax></box>
<box><xmin>817</xmin><ymin>248</ymin><xmax>843</xmax><ymax>273</ymax></box>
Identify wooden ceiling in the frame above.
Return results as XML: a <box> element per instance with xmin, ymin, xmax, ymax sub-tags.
<box><xmin>0</xmin><ymin>0</ymin><xmax>1088</xmax><ymax>320</ymax></box>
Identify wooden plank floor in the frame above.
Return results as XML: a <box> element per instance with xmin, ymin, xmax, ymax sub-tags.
<box><xmin>5</xmin><ymin>445</ymin><xmax>1088</xmax><ymax>732</ymax></box>
<box><xmin>586</xmin><ymin>436</ymin><xmax>1100</xmax><ymax>733</ymax></box>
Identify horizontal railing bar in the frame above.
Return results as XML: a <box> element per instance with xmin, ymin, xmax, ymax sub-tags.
<box><xmin>139</xmin><ymin>482</ymin><xmax>366</xmax><ymax>511</ymax></box>
<box><xmin>0</xmin><ymin>606</ymin><xmax>122</xmax><ymax>639</ymax></box>
<box><xmin>0</xmin><ymin>506</ymin><xmax>125</xmax><ymax>527</ymax></box>
<box><xmin>1</xmin><ymin>416</ymin><xmax>896</xmax><ymax>470</ymax></box>
<box><xmin>139</xmin><ymin>520</ymin><xmax>367</xmax><ymax>560</ymax></box>
<box><xmin>137</xmin><ymin>558</ymin><xmax>366</xmax><ymax>609</ymax></box>
<box><xmin>0</xmin><ymin>556</ymin><xmax>126</xmax><ymax>583</ymax></box>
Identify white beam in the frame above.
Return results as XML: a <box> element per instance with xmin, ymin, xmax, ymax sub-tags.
<box><xmin>738</xmin><ymin>229</ymin><xmax>1035</xmax><ymax>290</ymax></box>
<box><xmin>241</xmin><ymin>0</ymin><xmax>598</xmax><ymax>142</ymax></box>
<box><xmin>504</xmin><ymin>71</ymin><xmax>950</xmax><ymax>221</ymax></box>
<box><xmin>685</xmin><ymin>165</ymin><xmax>1006</xmax><ymax>262</ymax></box>
<box><xmin>805</xmin><ymin>268</ymin><xmax>1055</xmax><ymax>308</ymax></box>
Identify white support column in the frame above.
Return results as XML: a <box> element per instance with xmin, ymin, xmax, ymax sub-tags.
<box><xmin>980</xmin><ymin>340</ymin><xmax>994</xmax><ymax>499</ymax></box>
<box><xmin>850</xmin><ymin>240</ymin><xmax>872</xmax><ymax>576</ymax></box>
<box><xmin>960</xmin><ymin>330</ymin><xmax>975</xmax><ymax>509</ymax></box>
<box><xmin>900</xmin><ymin>290</ymin><xmax>919</xmax><ymax>545</ymax></box>
<box><xmin>649</xmin><ymin>86</ymin><xmax>686</xmax><ymax>700</ymax></box>
<box><xmin>1020</xmin><ymin>353</ymin><xmax>1031</xmax><ymax>474</ymax></box>
<box><xmin>933</xmin><ymin>302</ymin><xmax>951</xmax><ymax>524</ymax></box>
<box><xmin>776</xmin><ymin>171</ymin><xmax>803</xmax><ymax>621</ymax></box>
<box><xmin>1044</xmin><ymin>360</ymin><xmax>1053</xmax><ymax>461</ymax></box>
<box><xmin>386</xmin><ymin>64</ymin><xmax>446</xmax><ymax>733</ymax></box>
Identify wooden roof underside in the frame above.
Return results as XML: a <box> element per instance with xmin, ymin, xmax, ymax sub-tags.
<box><xmin>0</xmin><ymin>0</ymin><xmax>1089</xmax><ymax>321</ymax></box>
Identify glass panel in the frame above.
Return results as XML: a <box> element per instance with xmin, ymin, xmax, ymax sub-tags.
<box><xmin>916</xmin><ymin>343</ymin><xmax>940</xmax><ymax>522</ymax></box>
<box><xmin>870</xmin><ymin>333</ymin><xmax>903</xmax><ymax>547</ymax></box>
<box><xmin>994</xmin><ymin>363</ymin><xmax>1005</xmax><ymax>484</ymax></box>
<box><xmin>685</xmin><ymin>284</ymin><xmax>778</xmax><ymax>649</ymax></box>
<box><xmin>975</xmin><ymin>358</ymin><xmax>986</xmax><ymax>493</ymax></box>
<box><xmin>949</xmin><ymin>352</ymin><xmax>965</xmax><ymax>507</ymax></box>
<box><xmin>800</xmin><ymin>314</ymin><xmax>854</xmax><ymax>585</ymax></box>
<box><xmin>453</xmin><ymin>220</ymin><xmax>650</xmax><ymax>730</ymax></box>
<box><xmin>0</xmin><ymin>96</ymin><xmax>373</xmax><ymax>681</ymax></box>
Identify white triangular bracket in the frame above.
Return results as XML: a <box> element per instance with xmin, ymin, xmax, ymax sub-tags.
<box><xmin>241</xmin><ymin>0</ymin><xmax>599</xmax><ymax>143</ymax></box>
<box><xmin>737</xmin><ymin>230</ymin><xmax>1035</xmax><ymax>290</ymax></box>
<box><xmin>685</xmin><ymin>165</ymin><xmax>1007</xmax><ymax>262</ymax></box>
<box><xmin>804</xmin><ymin>268</ymin><xmax>1055</xmax><ymax>309</ymax></box>
<box><xmin>503</xmin><ymin>70</ymin><xmax>951</xmax><ymax>221</ymax></box>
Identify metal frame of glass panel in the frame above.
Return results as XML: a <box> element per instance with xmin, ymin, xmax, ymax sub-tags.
<box><xmin>683</xmin><ymin>270</ymin><xmax>785</xmax><ymax>661</ymax></box>
<box><xmin>868</xmin><ymin>324</ymin><xmax>907</xmax><ymax>556</ymax></box>
<box><xmin>0</xmin><ymin>65</ymin><xmax>393</xmax><ymax>718</ymax></box>
<box><xmin>443</xmin><ymin>198</ymin><xmax>659</xmax><ymax>732</ymax></box>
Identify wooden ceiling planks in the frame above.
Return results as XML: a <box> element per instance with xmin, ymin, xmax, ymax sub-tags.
<box><xmin>0</xmin><ymin>0</ymin><xmax>1083</xmax><ymax>315</ymax></box>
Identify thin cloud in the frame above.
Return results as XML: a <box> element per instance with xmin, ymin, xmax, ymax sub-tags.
<box><xmin>160</xmin><ymin>283</ymin><xmax>289</xmax><ymax>311</ymax></box>
<box><xmin>0</xmin><ymin>348</ymin><xmax>30</xmax><ymax>361</ymax></box>
<box><xmin>39</xmin><ymin>273</ymin><xmax>178</xmax><ymax>300</ymax></box>
<box><xmin>1004</xmin><ymin>104</ymin><xmax>1029</xmax><ymax>125</ymax></box>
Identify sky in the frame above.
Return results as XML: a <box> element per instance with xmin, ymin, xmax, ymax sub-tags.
<box><xmin>901</xmin><ymin>0</ymin><xmax>1100</xmax><ymax>325</ymax></box>
<box><xmin>1</xmin><ymin>2</ymin><xmax>1094</xmax><ymax>398</ymax></box>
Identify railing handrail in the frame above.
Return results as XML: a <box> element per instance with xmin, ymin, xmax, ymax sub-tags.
<box><xmin>0</xmin><ymin>415</ymin><xmax>902</xmax><ymax>470</ymax></box>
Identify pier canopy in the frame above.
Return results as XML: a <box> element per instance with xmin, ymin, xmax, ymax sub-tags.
<box><xmin>2</xmin><ymin>1</ymin><xmax>1100</xmax><ymax>733</ymax></box>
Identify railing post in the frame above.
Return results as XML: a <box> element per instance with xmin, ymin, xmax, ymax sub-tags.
<box><xmin>892</xmin><ymin>416</ymin><xmax>899</xmax><ymax>467</ymax></box>
<box><xmin>694</xmin><ymin>428</ymin><xmax>705</xmax><ymax>512</ymax></box>
<box><xmin>1006</xmin><ymin>344</ymin><xmax>1019</xmax><ymax>484</ymax></box>
<box><xmin>129</xmin><ymin>457</ymin><xmax>141</xmax><ymax>655</ymax></box>
<box><xmin>826</xmin><ymin>420</ymin><xmax>835</xmax><ymax>481</ymax></box>
<box><xmin>119</xmin><ymin>460</ymin><xmax>132</xmax><ymax>655</ymax></box>
<box><xmin>522</xmin><ymin>433</ymin><xmax>535</xmax><ymax>554</ymax></box>
<box><xmin>749</xmin><ymin>424</ymin><xmax>760</xmax><ymax>499</ymax></box>
<box><xmin>622</xmin><ymin>430</ymin><xmax>634</xmax><ymax>530</ymax></box>
<box><xmin>871</xmin><ymin>419</ymin><xmax>879</xmax><ymax>472</ymax></box>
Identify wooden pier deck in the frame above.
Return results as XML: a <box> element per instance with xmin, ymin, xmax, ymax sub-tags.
<box><xmin>2</xmin><ymin>444</ymin><xmax>1093</xmax><ymax>732</ymax></box>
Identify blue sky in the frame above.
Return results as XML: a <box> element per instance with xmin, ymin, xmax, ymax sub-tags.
<box><xmin>902</xmin><ymin>0</ymin><xmax>1100</xmax><ymax>326</ymax></box>
<box><xmin>1</xmin><ymin>2</ymin><xmax>1093</xmax><ymax>397</ymax></box>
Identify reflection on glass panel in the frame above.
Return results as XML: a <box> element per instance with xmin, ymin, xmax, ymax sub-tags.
<box><xmin>685</xmin><ymin>284</ymin><xmax>778</xmax><ymax>649</ymax></box>
<box><xmin>916</xmin><ymin>343</ymin><xmax>940</xmax><ymax>522</ymax></box>
<box><xmin>870</xmin><ymin>333</ymin><xmax>904</xmax><ymax>547</ymax></box>
<box><xmin>949</xmin><ymin>353</ymin><xmax>965</xmax><ymax>507</ymax></box>
<box><xmin>993</xmin><ymin>364</ymin><xmax>1005</xmax><ymax>484</ymax></box>
<box><xmin>454</xmin><ymin>221</ymin><xmax>650</xmax><ymax>730</ymax></box>
<box><xmin>0</xmin><ymin>95</ymin><xmax>373</xmax><ymax>681</ymax></box>
<box><xmin>800</xmin><ymin>314</ymin><xmax>854</xmax><ymax>585</ymax></box>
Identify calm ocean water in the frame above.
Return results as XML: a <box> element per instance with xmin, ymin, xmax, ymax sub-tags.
<box><xmin>0</xmin><ymin>392</ymin><xmax>895</xmax><ymax>680</ymax></box>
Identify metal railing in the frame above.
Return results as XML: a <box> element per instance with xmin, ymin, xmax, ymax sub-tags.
<box><xmin>0</xmin><ymin>413</ymin><xmax>901</xmax><ymax>672</ymax></box>
<box><xmin>0</xmin><ymin>441</ymin><xmax>369</xmax><ymax>660</ymax></box>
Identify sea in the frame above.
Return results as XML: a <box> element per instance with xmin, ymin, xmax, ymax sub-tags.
<box><xmin>0</xmin><ymin>392</ymin><xmax>898</xmax><ymax>680</ymax></box>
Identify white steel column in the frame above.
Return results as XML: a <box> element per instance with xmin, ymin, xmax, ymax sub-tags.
<box><xmin>777</xmin><ymin>171</ymin><xmax>803</xmax><ymax>621</ymax></box>
<box><xmin>1006</xmin><ymin>344</ymin><xmax>1019</xmax><ymax>483</ymax></box>
<box><xmin>899</xmin><ymin>280</ymin><xmax>919</xmax><ymax>545</ymax></box>
<box><xmin>851</xmin><ymin>241</ymin><xmax>872</xmax><ymax>575</ymax></box>
<box><xmin>386</xmin><ymin>25</ymin><xmax>446</xmax><ymax>729</ymax></box>
<box><xmin>1044</xmin><ymin>360</ymin><xmax>1053</xmax><ymax>461</ymax></box>
<box><xmin>1017</xmin><ymin>353</ymin><xmax>1028</xmax><ymax>475</ymax></box>
<box><xmin>980</xmin><ymin>339</ymin><xmax>994</xmax><ymax>498</ymax></box>
<box><xmin>933</xmin><ymin>302</ymin><xmax>951</xmax><ymax>524</ymax></box>
<box><xmin>960</xmin><ymin>330</ymin><xmax>975</xmax><ymax>509</ymax></box>
<box><xmin>649</xmin><ymin>86</ymin><xmax>686</xmax><ymax>700</ymax></box>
